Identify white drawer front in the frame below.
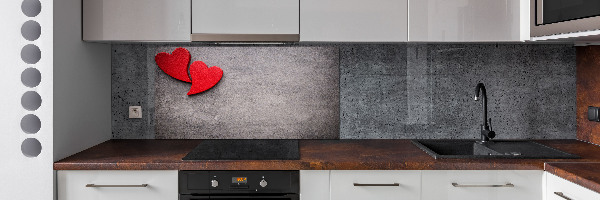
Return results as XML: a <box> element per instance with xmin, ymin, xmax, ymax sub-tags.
<box><xmin>57</xmin><ymin>170</ymin><xmax>178</xmax><ymax>200</ymax></box>
<box><xmin>422</xmin><ymin>170</ymin><xmax>542</xmax><ymax>200</ymax></box>
<box><xmin>330</xmin><ymin>170</ymin><xmax>421</xmax><ymax>200</ymax></box>
<box><xmin>546</xmin><ymin>172</ymin><xmax>600</xmax><ymax>200</ymax></box>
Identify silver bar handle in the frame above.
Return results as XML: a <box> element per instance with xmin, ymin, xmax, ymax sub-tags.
<box><xmin>452</xmin><ymin>183</ymin><xmax>514</xmax><ymax>188</ymax></box>
<box><xmin>86</xmin><ymin>184</ymin><xmax>149</xmax><ymax>188</ymax></box>
<box><xmin>353</xmin><ymin>183</ymin><xmax>400</xmax><ymax>186</ymax></box>
<box><xmin>554</xmin><ymin>192</ymin><xmax>573</xmax><ymax>200</ymax></box>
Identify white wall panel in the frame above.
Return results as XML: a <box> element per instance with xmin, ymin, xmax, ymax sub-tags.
<box><xmin>0</xmin><ymin>0</ymin><xmax>53</xmax><ymax>199</ymax></box>
<box><xmin>53</xmin><ymin>0</ymin><xmax>112</xmax><ymax>162</ymax></box>
<box><xmin>1</xmin><ymin>0</ymin><xmax>111</xmax><ymax>199</ymax></box>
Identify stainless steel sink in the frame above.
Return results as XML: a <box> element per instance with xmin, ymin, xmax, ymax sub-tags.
<box><xmin>412</xmin><ymin>140</ymin><xmax>579</xmax><ymax>159</ymax></box>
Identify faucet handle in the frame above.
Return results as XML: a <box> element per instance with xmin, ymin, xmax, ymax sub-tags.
<box><xmin>488</xmin><ymin>118</ymin><xmax>493</xmax><ymax>131</ymax></box>
<box><xmin>487</xmin><ymin>130</ymin><xmax>496</xmax><ymax>139</ymax></box>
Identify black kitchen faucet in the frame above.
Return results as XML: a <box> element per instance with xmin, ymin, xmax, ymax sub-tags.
<box><xmin>474</xmin><ymin>83</ymin><xmax>495</xmax><ymax>143</ymax></box>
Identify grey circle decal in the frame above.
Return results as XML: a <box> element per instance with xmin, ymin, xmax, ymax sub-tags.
<box><xmin>21</xmin><ymin>44</ymin><xmax>41</xmax><ymax>64</ymax></box>
<box><xmin>21</xmin><ymin>138</ymin><xmax>42</xmax><ymax>157</ymax></box>
<box><xmin>21</xmin><ymin>20</ymin><xmax>41</xmax><ymax>41</ymax></box>
<box><xmin>21</xmin><ymin>0</ymin><xmax>41</xmax><ymax>17</ymax></box>
<box><xmin>20</xmin><ymin>114</ymin><xmax>41</xmax><ymax>134</ymax></box>
<box><xmin>21</xmin><ymin>68</ymin><xmax>41</xmax><ymax>88</ymax></box>
<box><xmin>21</xmin><ymin>91</ymin><xmax>42</xmax><ymax>111</ymax></box>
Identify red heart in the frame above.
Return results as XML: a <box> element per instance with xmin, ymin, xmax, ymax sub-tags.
<box><xmin>187</xmin><ymin>61</ymin><xmax>223</xmax><ymax>95</ymax></box>
<box><xmin>155</xmin><ymin>48</ymin><xmax>192</xmax><ymax>82</ymax></box>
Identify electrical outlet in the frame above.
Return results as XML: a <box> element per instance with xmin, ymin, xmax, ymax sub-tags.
<box><xmin>129</xmin><ymin>106</ymin><xmax>142</xmax><ymax>119</ymax></box>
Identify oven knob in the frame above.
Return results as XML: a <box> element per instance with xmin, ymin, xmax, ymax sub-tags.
<box><xmin>211</xmin><ymin>180</ymin><xmax>219</xmax><ymax>188</ymax></box>
<box><xmin>259</xmin><ymin>179</ymin><xmax>267</xmax><ymax>187</ymax></box>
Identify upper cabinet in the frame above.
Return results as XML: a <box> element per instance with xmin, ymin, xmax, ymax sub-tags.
<box><xmin>82</xmin><ymin>0</ymin><xmax>530</xmax><ymax>42</ymax></box>
<box><xmin>300</xmin><ymin>0</ymin><xmax>408</xmax><ymax>42</ymax></box>
<box><xmin>82</xmin><ymin>0</ymin><xmax>191</xmax><ymax>42</ymax></box>
<box><xmin>409</xmin><ymin>0</ymin><xmax>530</xmax><ymax>42</ymax></box>
<box><xmin>191</xmin><ymin>0</ymin><xmax>300</xmax><ymax>42</ymax></box>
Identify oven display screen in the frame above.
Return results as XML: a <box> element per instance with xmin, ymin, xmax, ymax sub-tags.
<box><xmin>232</xmin><ymin>177</ymin><xmax>247</xmax><ymax>184</ymax></box>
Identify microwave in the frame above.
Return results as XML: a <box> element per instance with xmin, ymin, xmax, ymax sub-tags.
<box><xmin>531</xmin><ymin>0</ymin><xmax>600</xmax><ymax>38</ymax></box>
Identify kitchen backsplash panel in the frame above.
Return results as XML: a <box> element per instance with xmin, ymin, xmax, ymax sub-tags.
<box><xmin>152</xmin><ymin>46</ymin><xmax>339</xmax><ymax>139</ymax></box>
<box><xmin>340</xmin><ymin>44</ymin><xmax>575</xmax><ymax>139</ymax></box>
<box><xmin>112</xmin><ymin>44</ymin><xmax>576</xmax><ymax>139</ymax></box>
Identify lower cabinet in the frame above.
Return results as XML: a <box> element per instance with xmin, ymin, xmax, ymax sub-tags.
<box><xmin>57</xmin><ymin>170</ymin><xmax>178</xmax><ymax>200</ymax></box>
<box><xmin>330</xmin><ymin>170</ymin><xmax>421</xmax><ymax>200</ymax></box>
<box><xmin>57</xmin><ymin>169</ymin><xmax>600</xmax><ymax>200</ymax></box>
<box><xmin>300</xmin><ymin>170</ymin><xmax>545</xmax><ymax>200</ymax></box>
<box><xmin>300</xmin><ymin>170</ymin><xmax>331</xmax><ymax>200</ymax></box>
<box><xmin>545</xmin><ymin>172</ymin><xmax>600</xmax><ymax>200</ymax></box>
<box><xmin>422</xmin><ymin>170</ymin><xmax>543</xmax><ymax>200</ymax></box>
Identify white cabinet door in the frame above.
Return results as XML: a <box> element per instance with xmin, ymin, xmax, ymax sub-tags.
<box><xmin>422</xmin><ymin>170</ymin><xmax>542</xmax><ymax>200</ymax></box>
<box><xmin>300</xmin><ymin>0</ymin><xmax>408</xmax><ymax>42</ymax></box>
<box><xmin>300</xmin><ymin>170</ymin><xmax>330</xmax><ymax>200</ymax></box>
<box><xmin>545</xmin><ymin>172</ymin><xmax>600</xmax><ymax>200</ymax></box>
<box><xmin>330</xmin><ymin>170</ymin><xmax>420</xmax><ymax>200</ymax></box>
<box><xmin>57</xmin><ymin>170</ymin><xmax>178</xmax><ymax>200</ymax></box>
<box><xmin>82</xmin><ymin>0</ymin><xmax>191</xmax><ymax>41</ymax></box>
<box><xmin>191</xmin><ymin>0</ymin><xmax>299</xmax><ymax>34</ymax></box>
<box><xmin>409</xmin><ymin>0</ymin><xmax>529</xmax><ymax>42</ymax></box>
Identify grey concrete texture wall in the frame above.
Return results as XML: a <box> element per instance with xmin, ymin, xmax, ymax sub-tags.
<box><xmin>112</xmin><ymin>44</ymin><xmax>340</xmax><ymax>139</ymax></box>
<box><xmin>151</xmin><ymin>45</ymin><xmax>340</xmax><ymax>139</ymax></box>
<box><xmin>112</xmin><ymin>43</ymin><xmax>576</xmax><ymax>139</ymax></box>
<box><xmin>112</xmin><ymin>44</ymin><xmax>155</xmax><ymax>139</ymax></box>
<box><xmin>340</xmin><ymin>44</ymin><xmax>576</xmax><ymax>139</ymax></box>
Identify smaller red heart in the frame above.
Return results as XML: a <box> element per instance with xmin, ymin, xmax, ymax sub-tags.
<box><xmin>155</xmin><ymin>48</ymin><xmax>192</xmax><ymax>83</ymax></box>
<box><xmin>187</xmin><ymin>61</ymin><xmax>223</xmax><ymax>95</ymax></box>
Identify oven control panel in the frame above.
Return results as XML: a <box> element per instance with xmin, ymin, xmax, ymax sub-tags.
<box><xmin>179</xmin><ymin>171</ymin><xmax>299</xmax><ymax>194</ymax></box>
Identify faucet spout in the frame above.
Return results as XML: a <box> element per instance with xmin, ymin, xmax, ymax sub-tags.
<box><xmin>474</xmin><ymin>83</ymin><xmax>495</xmax><ymax>142</ymax></box>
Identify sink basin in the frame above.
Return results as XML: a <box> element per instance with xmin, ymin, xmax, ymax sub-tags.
<box><xmin>412</xmin><ymin>140</ymin><xmax>579</xmax><ymax>159</ymax></box>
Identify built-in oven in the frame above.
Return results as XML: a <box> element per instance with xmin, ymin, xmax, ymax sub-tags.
<box><xmin>179</xmin><ymin>171</ymin><xmax>299</xmax><ymax>200</ymax></box>
<box><xmin>531</xmin><ymin>0</ymin><xmax>600</xmax><ymax>37</ymax></box>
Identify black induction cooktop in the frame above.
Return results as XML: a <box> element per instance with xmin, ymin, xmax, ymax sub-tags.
<box><xmin>182</xmin><ymin>139</ymin><xmax>300</xmax><ymax>160</ymax></box>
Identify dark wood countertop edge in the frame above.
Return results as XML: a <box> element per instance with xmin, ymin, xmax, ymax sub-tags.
<box><xmin>53</xmin><ymin>161</ymin><xmax>545</xmax><ymax>171</ymax></box>
<box><xmin>545</xmin><ymin>162</ymin><xmax>600</xmax><ymax>194</ymax></box>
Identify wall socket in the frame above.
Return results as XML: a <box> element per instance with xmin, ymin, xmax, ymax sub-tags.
<box><xmin>129</xmin><ymin>106</ymin><xmax>142</xmax><ymax>119</ymax></box>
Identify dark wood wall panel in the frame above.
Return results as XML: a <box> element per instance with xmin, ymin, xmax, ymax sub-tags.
<box><xmin>577</xmin><ymin>46</ymin><xmax>600</xmax><ymax>144</ymax></box>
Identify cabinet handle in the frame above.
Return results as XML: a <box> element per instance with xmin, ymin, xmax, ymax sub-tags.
<box><xmin>86</xmin><ymin>184</ymin><xmax>149</xmax><ymax>188</ymax></box>
<box><xmin>353</xmin><ymin>183</ymin><xmax>400</xmax><ymax>186</ymax></box>
<box><xmin>554</xmin><ymin>192</ymin><xmax>573</xmax><ymax>200</ymax></box>
<box><xmin>451</xmin><ymin>183</ymin><xmax>514</xmax><ymax>187</ymax></box>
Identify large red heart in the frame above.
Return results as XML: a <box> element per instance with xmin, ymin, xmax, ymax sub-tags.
<box><xmin>187</xmin><ymin>61</ymin><xmax>223</xmax><ymax>95</ymax></box>
<box><xmin>155</xmin><ymin>48</ymin><xmax>192</xmax><ymax>82</ymax></box>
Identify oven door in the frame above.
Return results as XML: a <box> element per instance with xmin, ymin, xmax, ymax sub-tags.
<box><xmin>180</xmin><ymin>194</ymin><xmax>299</xmax><ymax>200</ymax></box>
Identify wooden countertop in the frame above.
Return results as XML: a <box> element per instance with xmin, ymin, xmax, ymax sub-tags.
<box><xmin>54</xmin><ymin>139</ymin><xmax>600</xmax><ymax>195</ymax></box>
<box><xmin>545</xmin><ymin>162</ymin><xmax>600</xmax><ymax>194</ymax></box>
<box><xmin>54</xmin><ymin>139</ymin><xmax>600</xmax><ymax>171</ymax></box>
